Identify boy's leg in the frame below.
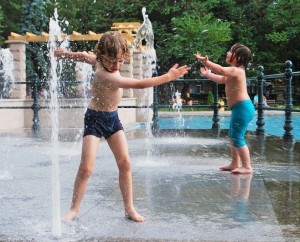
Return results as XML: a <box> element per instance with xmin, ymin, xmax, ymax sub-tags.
<box><xmin>107</xmin><ymin>130</ymin><xmax>145</xmax><ymax>222</ymax></box>
<box><xmin>220</xmin><ymin>140</ymin><xmax>241</xmax><ymax>171</ymax></box>
<box><xmin>232</xmin><ymin>145</ymin><xmax>253</xmax><ymax>174</ymax></box>
<box><xmin>230</xmin><ymin>174</ymin><xmax>253</xmax><ymax>199</ymax></box>
<box><xmin>239</xmin><ymin>174</ymin><xmax>253</xmax><ymax>199</ymax></box>
<box><xmin>222</xmin><ymin>100</ymin><xmax>254</xmax><ymax>173</ymax></box>
<box><xmin>62</xmin><ymin>135</ymin><xmax>100</xmax><ymax>222</ymax></box>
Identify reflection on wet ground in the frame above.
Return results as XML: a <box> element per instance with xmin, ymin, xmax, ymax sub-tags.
<box><xmin>0</xmin><ymin>128</ymin><xmax>299</xmax><ymax>241</ymax></box>
<box><xmin>132</xmin><ymin>128</ymin><xmax>300</xmax><ymax>240</ymax></box>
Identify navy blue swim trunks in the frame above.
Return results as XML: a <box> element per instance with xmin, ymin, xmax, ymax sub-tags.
<box><xmin>83</xmin><ymin>108</ymin><xmax>123</xmax><ymax>139</ymax></box>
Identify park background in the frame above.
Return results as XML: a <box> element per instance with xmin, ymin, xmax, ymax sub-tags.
<box><xmin>0</xmin><ymin>0</ymin><xmax>299</xmax><ymax>106</ymax></box>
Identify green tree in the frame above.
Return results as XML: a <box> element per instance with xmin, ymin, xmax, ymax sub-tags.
<box><xmin>207</xmin><ymin>91</ymin><xmax>214</xmax><ymax>105</ymax></box>
<box><xmin>46</xmin><ymin>0</ymin><xmax>114</xmax><ymax>34</ymax></box>
<box><xmin>19</xmin><ymin>0</ymin><xmax>50</xmax><ymax>95</ymax></box>
<box><xmin>45</xmin><ymin>0</ymin><xmax>118</xmax><ymax>54</ymax></box>
<box><xmin>2</xmin><ymin>0</ymin><xmax>299</xmax><ymax>81</ymax></box>
<box><xmin>265</xmin><ymin>0</ymin><xmax>300</xmax><ymax>71</ymax></box>
<box><xmin>133</xmin><ymin>0</ymin><xmax>232</xmax><ymax>77</ymax></box>
<box><xmin>0</xmin><ymin>0</ymin><xmax>24</xmax><ymax>45</ymax></box>
<box><xmin>211</xmin><ymin>0</ymin><xmax>275</xmax><ymax>74</ymax></box>
<box><xmin>0</xmin><ymin>5</ymin><xmax>4</xmax><ymax>44</ymax></box>
<box><xmin>167</xmin><ymin>12</ymin><xmax>231</xmax><ymax>77</ymax></box>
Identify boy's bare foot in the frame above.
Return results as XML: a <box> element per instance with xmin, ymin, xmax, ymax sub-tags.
<box><xmin>231</xmin><ymin>167</ymin><xmax>253</xmax><ymax>174</ymax></box>
<box><xmin>220</xmin><ymin>164</ymin><xmax>239</xmax><ymax>171</ymax></box>
<box><xmin>125</xmin><ymin>209</ymin><xmax>145</xmax><ymax>222</ymax></box>
<box><xmin>62</xmin><ymin>210</ymin><xmax>78</xmax><ymax>223</ymax></box>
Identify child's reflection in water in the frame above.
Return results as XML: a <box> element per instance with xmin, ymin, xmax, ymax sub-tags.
<box><xmin>229</xmin><ymin>174</ymin><xmax>254</xmax><ymax>222</ymax></box>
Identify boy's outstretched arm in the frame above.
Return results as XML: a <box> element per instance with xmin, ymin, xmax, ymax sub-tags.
<box><xmin>54</xmin><ymin>47</ymin><xmax>96</xmax><ymax>65</ymax></box>
<box><xmin>194</xmin><ymin>51</ymin><xmax>238</xmax><ymax>80</ymax></box>
<box><xmin>111</xmin><ymin>64</ymin><xmax>190</xmax><ymax>89</ymax></box>
<box><xmin>194</xmin><ymin>52</ymin><xmax>224</xmax><ymax>74</ymax></box>
<box><xmin>200</xmin><ymin>67</ymin><xmax>226</xmax><ymax>84</ymax></box>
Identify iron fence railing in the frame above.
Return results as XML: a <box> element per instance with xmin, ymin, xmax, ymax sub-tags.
<box><xmin>0</xmin><ymin>61</ymin><xmax>300</xmax><ymax>141</ymax></box>
<box><xmin>151</xmin><ymin>61</ymin><xmax>300</xmax><ymax>141</ymax></box>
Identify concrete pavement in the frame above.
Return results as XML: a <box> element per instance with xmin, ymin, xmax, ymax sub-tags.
<box><xmin>0</xmin><ymin>128</ymin><xmax>299</xmax><ymax>241</ymax></box>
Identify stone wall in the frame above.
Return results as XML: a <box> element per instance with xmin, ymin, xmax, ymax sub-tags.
<box><xmin>5</xmin><ymin>40</ymin><xmax>27</xmax><ymax>99</ymax></box>
<box><xmin>0</xmin><ymin>38</ymin><xmax>153</xmax><ymax>133</ymax></box>
<box><xmin>0</xmin><ymin>98</ymin><xmax>137</xmax><ymax>134</ymax></box>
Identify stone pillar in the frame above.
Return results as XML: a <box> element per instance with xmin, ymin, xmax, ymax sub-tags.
<box><xmin>5</xmin><ymin>40</ymin><xmax>27</xmax><ymax>99</ymax></box>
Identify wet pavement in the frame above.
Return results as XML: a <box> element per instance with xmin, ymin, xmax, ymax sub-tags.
<box><xmin>0</xmin><ymin>127</ymin><xmax>299</xmax><ymax>242</ymax></box>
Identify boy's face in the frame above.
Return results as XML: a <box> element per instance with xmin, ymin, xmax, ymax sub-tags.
<box><xmin>226</xmin><ymin>47</ymin><xmax>236</xmax><ymax>65</ymax></box>
<box><xmin>101</xmin><ymin>52</ymin><xmax>124</xmax><ymax>72</ymax></box>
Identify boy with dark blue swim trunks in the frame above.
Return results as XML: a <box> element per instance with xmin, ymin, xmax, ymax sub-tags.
<box><xmin>195</xmin><ymin>44</ymin><xmax>254</xmax><ymax>174</ymax></box>
<box><xmin>54</xmin><ymin>31</ymin><xmax>190</xmax><ymax>222</ymax></box>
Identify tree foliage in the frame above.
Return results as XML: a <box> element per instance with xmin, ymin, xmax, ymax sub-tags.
<box><xmin>0</xmin><ymin>0</ymin><xmax>25</xmax><ymax>45</ymax></box>
<box><xmin>162</xmin><ymin>13</ymin><xmax>231</xmax><ymax>77</ymax></box>
<box><xmin>19</xmin><ymin>0</ymin><xmax>50</xmax><ymax>94</ymax></box>
<box><xmin>0</xmin><ymin>5</ymin><xmax>4</xmax><ymax>43</ymax></box>
<box><xmin>265</xmin><ymin>0</ymin><xmax>300</xmax><ymax>71</ymax></box>
<box><xmin>0</xmin><ymin>0</ymin><xmax>299</xmax><ymax>77</ymax></box>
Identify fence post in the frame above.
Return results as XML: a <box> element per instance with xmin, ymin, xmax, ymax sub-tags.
<box><xmin>151</xmin><ymin>85</ymin><xmax>159</xmax><ymax>136</ymax></box>
<box><xmin>31</xmin><ymin>73</ymin><xmax>41</xmax><ymax>138</ymax></box>
<box><xmin>211</xmin><ymin>82</ymin><xmax>220</xmax><ymax>135</ymax></box>
<box><xmin>283</xmin><ymin>60</ymin><xmax>293</xmax><ymax>140</ymax></box>
<box><xmin>256</xmin><ymin>65</ymin><xmax>265</xmax><ymax>135</ymax></box>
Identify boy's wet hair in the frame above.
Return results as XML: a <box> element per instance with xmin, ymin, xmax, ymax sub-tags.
<box><xmin>95</xmin><ymin>31</ymin><xmax>130</xmax><ymax>62</ymax></box>
<box><xmin>229</xmin><ymin>43</ymin><xmax>252</xmax><ymax>69</ymax></box>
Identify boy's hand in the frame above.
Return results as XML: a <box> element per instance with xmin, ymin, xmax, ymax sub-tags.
<box><xmin>200</xmin><ymin>67</ymin><xmax>211</xmax><ymax>77</ymax></box>
<box><xmin>194</xmin><ymin>52</ymin><xmax>208</xmax><ymax>63</ymax></box>
<box><xmin>167</xmin><ymin>64</ymin><xmax>190</xmax><ymax>79</ymax></box>
<box><xmin>54</xmin><ymin>47</ymin><xmax>66</xmax><ymax>58</ymax></box>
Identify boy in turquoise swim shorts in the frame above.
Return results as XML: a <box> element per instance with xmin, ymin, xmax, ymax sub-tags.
<box><xmin>195</xmin><ymin>44</ymin><xmax>254</xmax><ymax>174</ymax></box>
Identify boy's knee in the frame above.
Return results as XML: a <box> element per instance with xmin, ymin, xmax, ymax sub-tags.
<box><xmin>78</xmin><ymin>167</ymin><xmax>93</xmax><ymax>178</ymax></box>
<box><xmin>118</xmin><ymin>158</ymin><xmax>131</xmax><ymax>172</ymax></box>
<box><xmin>232</xmin><ymin>138</ymin><xmax>246</xmax><ymax>147</ymax></box>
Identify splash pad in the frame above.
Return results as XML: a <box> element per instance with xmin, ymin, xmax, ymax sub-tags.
<box><xmin>1</xmin><ymin>6</ymin><xmax>299</xmax><ymax>242</ymax></box>
<box><xmin>0</xmin><ymin>129</ymin><xmax>299</xmax><ymax>241</ymax></box>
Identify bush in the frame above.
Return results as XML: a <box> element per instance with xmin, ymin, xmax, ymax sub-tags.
<box><xmin>207</xmin><ymin>91</ymin><xmax>214</xmax><ymax>105</ymax></box>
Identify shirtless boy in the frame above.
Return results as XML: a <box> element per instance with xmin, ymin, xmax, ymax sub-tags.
<box><xmin>194</xmin><ymin>44</ymin><xmax>254</xmax><ymax>174</ymax></box>
<box><xmin>54</xmin><ymin>31</ymin><xmax>190</xmax><ymax>222</ymax></box>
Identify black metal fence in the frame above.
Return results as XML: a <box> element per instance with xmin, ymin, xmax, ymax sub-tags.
<box><xmin>0</xmin><ymin>61</ymin><xmax>300</xmax><ymax>141</ymax></box>
<box><xmin>151</xmin><ymin>61</ymin><xmax>300</xmax><ymax>141</ymax></box>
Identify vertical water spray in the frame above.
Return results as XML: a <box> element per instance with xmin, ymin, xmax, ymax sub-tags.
<box><xmin>133</xmin><ymin>7</ymin><xmax>157</xmax><ymax>159</ymax></box>
<box><xmin>73</xmin><ymin>61</ymin><xmax>93</xmax><ymax>143</ymax></box>
<box><xmin>48</xmin><ymin>8</ymin><xmax>66</xmax><ymax>238</ymax></box>
<box><xmin>134</xmin><ymin>7</ymin><xmax>157</xmax><ymax>77</ymax></box>
<box><xmin>75</xmin><ymin>62</ymin><xmax>93</xmax><ymax>99</ymax></box>
<box><xmin>0</xmin><ymin>48</ymin><xmax>15</xmax><ymax>98</ymax></box>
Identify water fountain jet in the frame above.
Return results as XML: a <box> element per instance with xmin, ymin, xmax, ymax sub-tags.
<box><xmin>0</xmin><ymin>48</ymin><xmax>15</xmax><ymax>99</ymax></box>
<box><xmin>47</xmin><ymin>8</ymin><xmax>68</xmax><ymax>238</ymax></box>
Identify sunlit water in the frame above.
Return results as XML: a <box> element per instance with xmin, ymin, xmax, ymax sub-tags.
<box><xmin>133</xmin><ymin>7</ymin><xmax>157</xmax><ymax>161</ymax></box>
<box><xmin>0</xmin><ymin>48</ymin><xmax>15</xmax><ymax>98</ymax></box>
<box><xmin>48</xmin><ymin>8</ymin><xmax>67</xmax><ymax>238</ymax></box>
<box><xmin>159</xmin><ymin>114</ymin><xmax>300</xmax><ymax>140</ymax></box>
<box><xmin>0</xmin><ymin>130</ymin><xmax>298</xmax><ymax>241</ymax></box>
<box><xmin>1</xmin><ymin>5</ymin><xmax>298</xmax><ymax>241</ymax></box>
